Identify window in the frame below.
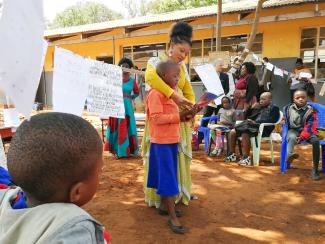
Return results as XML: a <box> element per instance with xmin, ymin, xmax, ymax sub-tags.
<box><xmin>189</xmin><ymin>34</ymin><xmax>263</xmax><ymax>81</ymax></box>
<box><xmin>96</xmin><ymin>56</ymin><xmax>113</xmax><ymax>64</ymax></box>
<box><xmin>122</xmin><ymin>43</ymin><xmax>166</xmax><ymax>70</ymax></box>
<box><xmin>300</xmin><ymin>27</ymin><xmax>325</xmax><ymax>81</ymax></box>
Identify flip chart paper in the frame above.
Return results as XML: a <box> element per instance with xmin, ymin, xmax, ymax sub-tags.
<box><xmin>266</xmin><ymin>62</ymin><xmax>274</xmax><ymax>71</ymax></box>
<box><xmin>87</xmin><ymin>61</ymin><xmax>125</xmax><ymax>118</ymax></box>
<box><xmin>229</xmin><ymin>67</ymin><xmax>237</xmax><ymax>74</ymax></box>
<box><xmin>53</xmin><ymin>47</ymin><xmax>91</xmax><ymax>116</ymax></box>
<box><xmin>252</xmin><ymin>53</ymin><xmax>260</xmax><ymax>61</ymax></box>
<box><xmin>227</xmin><ymin>72</ymin><xmax>235</xmax><ymax>96</ymax></box>
<box><xmin>319</xmin><ymin>83</ymin><xmax>325</xmax><ymax>96</ymax></box>
<box><xmin>274</xmin><ymin>67</ymin><xmax>284</xmax><ymax>77</ymax></box>
<box><xmin>0</xmin><ymin>0</ymin><xmax>44</xmax><ymax>118</ymax></box>
<box><xmin>291</xmin><ymin>78</ymin><xmax>300</xmax><ymax>86</ymax></box>
<box><xmin>299</xmin><ymin>72</ymin><xmax>312</xmax><ymax>79</ymax></box>
<box><xmin>195</xmin><ymin>64</ymin><xmax>225</xmax><ymax>105</ymax></box>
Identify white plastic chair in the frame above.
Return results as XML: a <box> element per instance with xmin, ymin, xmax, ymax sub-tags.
<box><xmin>250</xmin><ymin>111</ymin><xmax>283</xmax><ymax>166</ymax></box>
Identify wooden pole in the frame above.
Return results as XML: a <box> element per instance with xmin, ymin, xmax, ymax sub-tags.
<box><xmin>216</xmin><ymin>0</ymin><xmax>222</xmax><ymax>52</ymax></box>
<box><xmin>232</xmin><ymin>0</ymin><xmax>268</xmax><ymax>71</ymax></box>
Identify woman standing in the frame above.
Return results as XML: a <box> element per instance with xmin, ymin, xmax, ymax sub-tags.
<box><xmin>104</xmin><ymin>58</ymin><xmax>139</xmax><ymax>158</ymax></box>
<box><xmin>143</xmin><ymin>22</ymin><xmax>195</xmax><ymax>209</ymax></box>
<box><xmin>233</xmin><ymin>62</ymin><xmax>259</xmax><ymax>120</ymax></box>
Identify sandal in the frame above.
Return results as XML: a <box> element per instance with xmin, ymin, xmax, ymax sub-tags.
<box><xmin>158</xmin><ymin>208</ymin><xmax>182</xmax><ymax>217</ymax></box>
<box><xmin>287</xmin><ymin>153</ymin><xmax>299</xmax><ymax>164</ymax></box>
<box><xmin>190</xmin><ymin>195</ymin><xmax>198</xmax><ymax>200</ymax></box>
<box><xmin>167</xmin><ymin>219</ymin><xmax>186</xmax><ymax>234</ymax></box>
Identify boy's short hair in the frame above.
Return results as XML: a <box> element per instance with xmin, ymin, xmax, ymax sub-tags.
<box><xmin>156</xmin><ymin>60</ymin><xmax>179</xmax><ymax>78</ymax></box>
<box><xmin>7</xmin><ymin>112</ymin><xmax>102</xmax><ymax>202</ymax></box>
<box><xmin>293</xmin><ymin>89</ymin><xmax>307</xmax><ymax>96</ymax></box>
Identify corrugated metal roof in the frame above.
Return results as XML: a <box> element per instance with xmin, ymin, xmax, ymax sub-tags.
<box><xmin>45</xmin><ymin>0</ymin><xmax>317</xmax><ymax>37</ymax></box>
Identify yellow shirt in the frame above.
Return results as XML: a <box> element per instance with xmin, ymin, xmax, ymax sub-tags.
<box><xmin>145</xmin><ymin>53</ymin><xmax>196</xmax><ymax>104</ymax></box>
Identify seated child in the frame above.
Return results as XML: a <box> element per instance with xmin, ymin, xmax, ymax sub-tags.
<box><xmin>285</xmin><ymin>89</ymin><xmax>320</xmax><ymax>180</ymax></box>
<box><xmin>210</xmin><ymin>96</ymin><xmax>235</xmax><ymax>156</ymax></box>
<box><xmin>146</xmin><ymin>60</ymin><xmax>190</xmax><ymax>234</ymax></box>
<box><xmin>0</xmin><ymin>112</ymin><xmax>109</xmax><ymax>243</ymax></box>
<box><xmin>226</xmin><ymin>92</ymin><xmax>280</xmax><ymax>166</ymax></box>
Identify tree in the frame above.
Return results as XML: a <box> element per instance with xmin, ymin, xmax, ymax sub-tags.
<box><xmin>48</xmin><ymin>1</ymin><xmax>122</xmax><ymax>29</ymax></box>
<box><xmin>215</xmin><ymin>0</ymin><xmax>222</xmax><ymax>51</ymax></box>
<box><xmin>122</xmin><ymin>0</ymin><xmax>150</xmax><ymax>18</ymax></box>
<box><xmin>148</xmin><ymin>0</ymin><xmax>218</xmax><ymax>14</ymax></box>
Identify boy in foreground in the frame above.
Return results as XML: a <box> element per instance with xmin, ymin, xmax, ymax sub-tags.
<box><xmin>0</xmin><ymin>112</ymin><xmax>108</xmax><ymax>243</ymax></box>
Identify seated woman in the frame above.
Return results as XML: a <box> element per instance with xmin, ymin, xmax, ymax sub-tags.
<box><xmin>225</xmin><ymin>92</ymin><xmax>280</xmax><ymax>166</ymax></box>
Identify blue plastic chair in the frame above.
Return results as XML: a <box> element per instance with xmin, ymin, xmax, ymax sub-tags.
<box><xmin>198</xmin><ymin>115</ymin><xmax>217</xmax><ymax>153</ymax></box>
<box><xmin>280</xmin><ymin>102</ymin><xmax>325</xmax><ymax>173</ymax></box>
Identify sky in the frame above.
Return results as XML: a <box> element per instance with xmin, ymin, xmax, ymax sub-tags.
<box><xmin>43</xmin><ymin>0</ymin><xmax>140</xmax><ymax>21</ymax></box>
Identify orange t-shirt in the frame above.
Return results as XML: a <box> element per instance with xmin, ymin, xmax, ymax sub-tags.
<box><xmin>146</xmin><ymin>89</ymin><xmax>180</xmax><ymax>144</ymax></box>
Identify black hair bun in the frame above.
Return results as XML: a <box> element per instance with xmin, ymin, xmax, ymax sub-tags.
<box><xmin>170</xmin><ymin>21</ymin><xmax>193</xmax><ymax>45</ymax></box>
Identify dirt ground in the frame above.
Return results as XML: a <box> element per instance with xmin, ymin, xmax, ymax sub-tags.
<box><xmin>84</xmin><ymin>142</ymin><xmax>325</xmax><ymax>244</ymax></box>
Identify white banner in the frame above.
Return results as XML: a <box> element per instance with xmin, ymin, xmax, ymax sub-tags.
<box><xmin>53</xmin><ymin>47</ymin><xmax>125</xmax><ymax>118</ymax></box>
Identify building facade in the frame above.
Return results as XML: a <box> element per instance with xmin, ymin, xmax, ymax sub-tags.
<box><xmin>41</xmin><ymin>0</ymin><xmax>325</xmax><ymax>107</ymax></box>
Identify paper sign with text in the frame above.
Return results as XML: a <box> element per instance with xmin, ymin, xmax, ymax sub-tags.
<box><xmin>53</xmin><ymin>47</ymin><xmax>92</xmax><ymax>116</ymax></box>
<box><xmin>87</xmin><ymin>61</ymin><xmax>124</xmax><ymax>118</ymax></box>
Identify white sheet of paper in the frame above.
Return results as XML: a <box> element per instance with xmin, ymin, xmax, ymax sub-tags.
<box><xmin>299</xmin><ymin>72</ymin><xmax>312</xmax><ymax>79</ymax></box>
<box><xmin>0</xmin><ymin>0</ymin><xmax>44</xmax><ymax>119</ymax></box>
<box><xmin>229</xmin><ymin>67</ymin><xmax>237</xmax><ymax>74</ymax></box>
<box><xmin>291</xmin><ymin>78</ymin><xmax>299</xmax><ymax>86</ymax></box>
<box><xmin>53</xmin><ymin>47</ymin><xmax>92</xmax><ymax>116</ymax></box>
<box><xmin>87</xmin><ymin>60</ymin><xmax>125</xmax><ymax>118</ymax></box>
<box><xmin>266</xmin><ymin>62</ymin><xmax>274</xmax><ymax>71</ymax></box>
<box><xmin>273</xmin><ymin>67</ymin><xmax>284</xmax><ymax>77</ymax></box>
<box><xmin>283</xmin><ymin>70</ymin><xmax>289</xmax><ymax>76</ymax></box>
<box><xmin>320</xmin><ymin>83</ymin><xmax>325</xmax><ymax>96</ymax></box>
<box><xmin>195</xmin><ymin>64</ymin><xmax>225</xmax><ymax>105</ymax></box>
<box><xmin>252</xmin><ymin>53</ymin><xmax>259</xmax><ymax>61</ymax></box>
<box><xmin>4</xmin><ymin>108</ymin><xmax>21</xmax><ymax>127</ymax></box>
<box><xmin>145</xmin><ymin>83</ymin><xmax>151</xmax><ymax>91</ymax></box>
<box><xmin>227</xmin><ymin>72</ymin><xmax>235</xmax><ymax>96</ymax></box>
<box><xmin>0</xmin><ymin>136</ymin><xmax>7</xmax><ymax>170</ymax></box>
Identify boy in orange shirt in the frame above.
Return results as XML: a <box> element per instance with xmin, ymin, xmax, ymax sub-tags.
<box><xmin>146</xmin><ymin>60</ymin><xmax>189</xmax><ymax>234</ymax></box>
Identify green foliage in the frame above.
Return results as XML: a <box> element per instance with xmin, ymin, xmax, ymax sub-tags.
<box><xmin>48</xmin><ymin>1</ymin><xmax>122</xmax><ymax>29</ymax></box>
<box><xmin>122</xmin><ymin>0</ymin><xmax>151</xmax><ymax>18</ymax></box>
<box><xmin>148</xmin><ymin>0</ymin><xmax>218</xmax><ymax>14</ymax></box>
